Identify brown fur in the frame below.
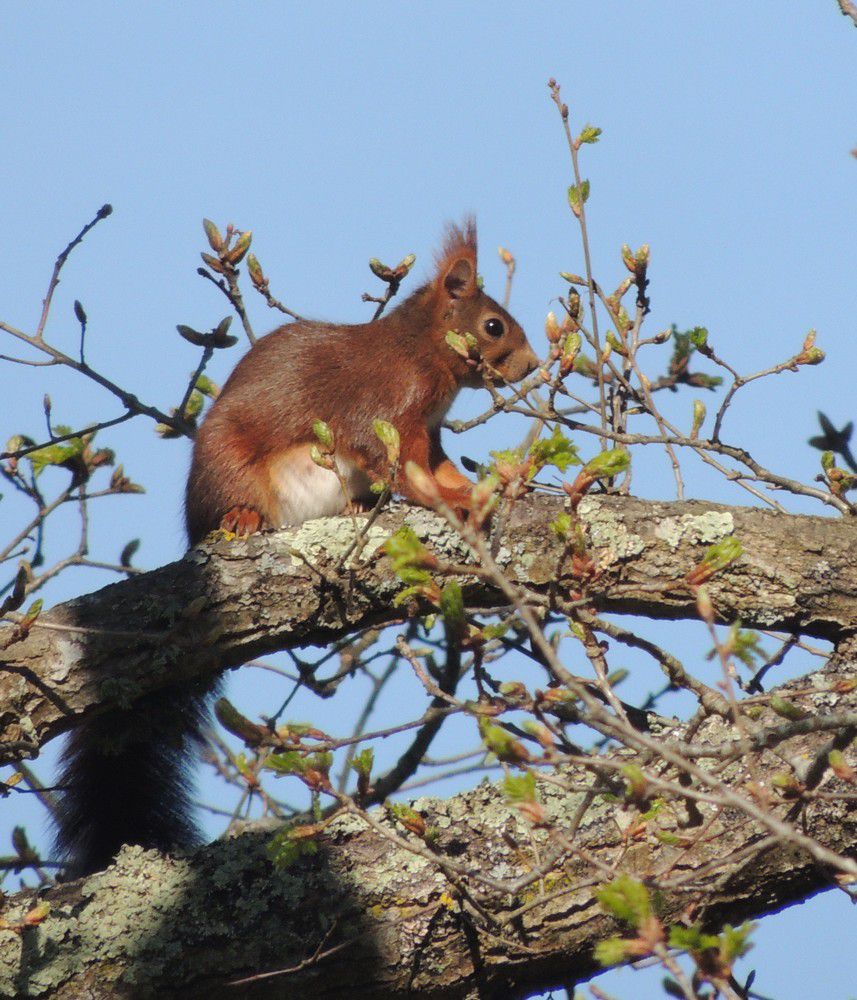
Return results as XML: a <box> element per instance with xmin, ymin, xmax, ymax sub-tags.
<box><xmin>186</xmin><ymin>220</ymin><xmax>538</xmax><ymax>543</ymax></box>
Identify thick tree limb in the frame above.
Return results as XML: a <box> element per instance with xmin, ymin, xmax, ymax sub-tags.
<box><xmin>1</xmin><ymin>649</ymin><xmax>854</xmax><ymax>999</ymax></box>
<box><xmin>3</xmin><ymin>494</ymin><xmax>857</xmax><ymax>764</ymax></box>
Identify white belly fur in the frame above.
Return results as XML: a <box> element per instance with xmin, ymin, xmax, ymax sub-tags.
<box><xmin>268</xmin><ymin>446</ymin><xmax>373</xmax><ymax>527</ymax></box>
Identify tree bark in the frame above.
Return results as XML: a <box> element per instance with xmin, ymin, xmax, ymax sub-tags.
<box><xmin>3</xmin><ymin>494</ymin><xmax>857</xmax><ymax>764</ymax></box>
<box><xmin>1</xmin><ymin>648</ymin><xmax>854</xmax><ymax>999</ymax></box>
<box><xmin>2</xmin><ymin>494</ymin><xmax>856</xmax><ymax>998</ymax></box>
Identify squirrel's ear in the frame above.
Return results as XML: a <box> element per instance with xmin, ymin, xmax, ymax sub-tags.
<box><xmin>441</xmin><ymin>254</ymin><xmax>477</xmax><ymax>299</ymax></box>
<box><xmin>436</xmin><ymin>217</ymin><xmax>478</xmax><ymax>300</ymax></box>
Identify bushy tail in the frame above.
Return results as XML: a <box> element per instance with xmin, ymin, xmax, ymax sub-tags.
<box><xmin>54</xmin><ymin>680</ymin><xmax>217</xmax><ymax>878</ymax></box>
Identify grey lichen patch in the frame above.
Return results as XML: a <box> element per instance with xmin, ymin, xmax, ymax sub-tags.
<box><xmin>277</xmin><ymin>515</ymin><xmax>390</xmax><ymax>568</ymax></box>
<box><xmin>810</xmin><ymin>559</ymin><xmax>834</xmax><ymax>581</ymax></box>
<box><xmin>655</xmin><ymin>510</ymin><xmax>734</xmax><ymax>550</ymax></box>
<box><xmin>578</xmin><ymin>498</ymin><xmax>645</xmax><ymax>561</ymax></box>
<box><xmin>46</xmin><ymin>637</ymin><xmax>76</xmax><ymax>684</ymax></box>
<box><xmin>327</xmin><ymin>809</ymin><xmax>374</xmax><ymax>839</ymax></box>
<box><xmin>403</xmin><ymin>507</ymin><xmax>471</xmax><ymax>562</ymax></box>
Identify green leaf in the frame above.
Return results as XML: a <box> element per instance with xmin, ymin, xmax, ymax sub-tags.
<box><xmin>267</xmin><ymin>824</ymin><xmax>319</xmax><ymax>868</ymax></box>
<box><xmin>691</xmin><ymin>373</ymin><xmax>724</xmax><ymax>389</ymax></box>
<box><xmin>668</xmin><ymin>924</ymin><xmax>720</xmax><ymax>954</ymax></box>
<box><xmin>479</xmin><ymin>718</ymin><xmax>527</xmax><ymax>762</ymax></box>
<box><xmin>529</xmin><ymin>426</ymin><xmax>581</xmax><ymax>475</ymax></box>
<box><xmin>578</xmin><ymin>124</ymin><xmax>602</xmax><ymax>144</ymax></box>
<box><xmin>655</xmin><ymin>831</ymin><xmax>682</xmax><ymax>846</ymax></box>
<box><xmin>440</xmin><ymin>580</ymin><xmax>465</xmax><ymax>635</ymax></box>
<box><xmin>728</xmin><ymin>625</ymin><xmax>764</xmax><ymax>670</ymax></box>
<box><xmin>594</xmin><ymin>936</ymin><xmax>632</xmax><ymax>967</ymax></box>
<box><xmin>27</xmin><ymin>436</ymin><xmax>85</xmax><ymax>478</ymax></box>
<box><xmin>445</xmin><ymin>329</ymin><xmax>479</xmax><ymax>359</ymax></box>
<box><xmin>596</xmin><ymin>875</ymin><xmax>651</xmax><ymax>930</ymax></box>
<box><xmin>394</xmin><ymin>566</ymin><xmax>433</xmax><ymax>587</ymax></box>
<box><xmin>392</xmin><ymin>584</ymin><xmax>427</xmax><ymax>607</ymax></box>
<box><xmin>700</xmin><ymin>536</ymin><xmax>743</xmax><ymax>573</ymax></box>
<box><xmin>551</xmin><ymin>512</ymin><xmax>572</xmax><ymax>539</ymax></box>
<box><xmin>195</xmin><ymin>374</ymin><xmax>218</xmax><ymax>399</ymax></box>
<box><xmin>482</xmin><ymin>620</ymin><xmax>510</xmax><ymax>640</ymax></box>
<box><xmin>265</xmin><ymin>751</ymin><xmax>306</xmax><ymax>776</ymax></box>
<box><xmin>769</xmin><ymin>695</ymin><xmax>806</xmax><ymax>721</ymax></box>
<box><xmin>502</xmin><ymin>770</ymin><xmax>537</xmax><ymax>804</ymax></box>
<box><xmin>689</xmin><ymin>326</ymin><xmax>709</xmax><ymax>349</ymax></box>
<box><xmin>621</xmin><ymin>764</ymin><xmax>648</xmax><ymax>801</ymax></box>
<box><xmin>308</xmin><ymin>751</ymin><xmax>333</xmax><ymax>774</ymax></box>
<box><xmin>583</xmin><ymin>448</ymin><xmax>630</xmax><ymax>480</ymax></box>
<box><xmin>383</xmin><ymin>526</ymin><xmax>435</xmax><ymax>575</ymax></box>
<box><xmin>567</xmin><ymin>179</ymin><xmax>591</xmax><ymax>211</ymax></box>
<box><xmin>350</xmin><ymin>748</ymin><xmax>374</xmax><ymax>778</ymax></box>
<box><xmin>184</xmin><ymin>390</ymin><xmax>205</xmax><ymax>420</ymax></box>
<box><xmin>720</xmin><ymin>922</ymin><xmax>755</xmax><ymax>962</ymax></box>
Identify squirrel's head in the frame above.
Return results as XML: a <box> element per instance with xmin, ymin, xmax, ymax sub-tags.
<box><xmin>432</xmin><ymin>218</ymin><xmax>538</xmax><ymax>388</ymax></box>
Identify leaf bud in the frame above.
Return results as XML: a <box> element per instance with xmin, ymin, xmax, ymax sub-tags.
<box><xmin>690</xmin><ymin>399</ymin><xmax>706</xmax><ymax>440</ymax></box>
<box><xmin>545</xmin><ymin>311</ymin><xmax>562</xmax><ymax>344</ymax></box>
<box><xmin>369</xmin><ymin>258</ymin><xmax>395</xmax><ymax>281</ymax></box>
<box><xmin>828</xmin><ymin>749</ymin><xmax>856</xmax><ymax>783</ymax></box>
<box><xmin>177</xmin><ymin>324</ymin><xmax>207</xmax><ymax>346</ymax></box>
<box><xmin>614</xmin><ymin>277</ymin><xmax>634</xmax><ymax>300</ymax></box>
<box><xmin>202</xmin><ymin>218</ymin><xmax>223</xmax><ymax>252</ymax></box>
<box><xmin>695</xmin><ymin>584</ymin><xmax>714</xmax><ymax>623</ymax></box>
<box><xmin>200</xmin><ymin>252</ymin><xmax>224</xmax><ymax>274</ymax></box>
<box><xmin>404</xmin><ymin>461</ymin><xmax>440</xmax><ymax>504</ymax></box>
<box><xmin>246</xmin><ymin>253</ymin><xmax>266</xmax><ymax>288</ymax></box>
<box><xmin>212</xmin><ymin>315</ymin><xmax>236</xmax><ymax>347</ymax></box>
<box><xmin>228</xmin><ymin>229</ymin><xmax>252</xmax><ymax>264</ymax></box>
<box><xmin>310</xmin><ymin>444</ymin><xmax>335</xmax><ymax>470</ymax></box>
<box><xmin>394</xmin><ymin>253</ymin><xmax>417</xmax><ymax>278</ymax></box>
<box><xmin>373</xmin><ymin>419</ymin><xmax>400</xmax><ymax>465</ymax></box>
<box><xmin>312</xmin><ymin>419</ymin><xmax>335</xmax><ymax>451</ymax></box>
<box><xmin>621</xmin><ymin>244</ymin><xmax>636</xmax><ymax>273</ymax></box>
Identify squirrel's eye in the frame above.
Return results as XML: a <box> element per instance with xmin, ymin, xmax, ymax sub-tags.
<box><xmin>484</xmin><ymin>317</ymin><xmax>505</xmax><ymax>338</ymax></box>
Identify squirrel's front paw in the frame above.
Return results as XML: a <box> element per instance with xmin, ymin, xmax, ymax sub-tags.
<box><xmin>220</xmin><ymin>506</ymin><xmax>264</xmax><ymax>537</ymax></box>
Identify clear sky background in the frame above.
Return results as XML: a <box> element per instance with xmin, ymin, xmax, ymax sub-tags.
<box><xmin>2</xmin><ymin>4</ymin><xmax>855</xmax><ymax>997</ymax></box>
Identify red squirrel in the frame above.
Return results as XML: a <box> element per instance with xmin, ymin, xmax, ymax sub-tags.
<box><xmin>185</xmin><ymin>219</ymin><xmax>538</xmax><ymax>543</ymax></box>
<box><xmin>54</xmin><ymin>219</ymin><xmax>536</xmax><ymax>877</ymax></box>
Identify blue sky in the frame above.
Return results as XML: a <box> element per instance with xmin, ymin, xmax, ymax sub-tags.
<box><xmin>2</xmin><ymin>4</ymin><xmax>855</xmax><ymax>996</ymax></box>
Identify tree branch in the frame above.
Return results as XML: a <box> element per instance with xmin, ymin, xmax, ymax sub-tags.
<box><xmin>3</xmin><ymin>494</ymin><xmax>857</xmax><ymax>763</ymax></box>
<box><xmin>2</xmin><ymin>648</ymin><xmax>854</xmax><ymax>998</ymax></box>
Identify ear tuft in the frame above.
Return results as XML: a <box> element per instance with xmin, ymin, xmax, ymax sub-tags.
<box><xmin>436</xmin><ymin>216</ymin><xmax>478</xmax><ymax>299</ymax></box>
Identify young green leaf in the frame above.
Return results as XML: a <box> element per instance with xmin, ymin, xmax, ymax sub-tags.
<box><xmin>596</xmin><ymin>875</ymin><xmax>651</xmax><ymax>930</ymax></box>
<box><xmin>529</xmin><ymin>426</ymin><xmax>581</xmax><ymax>475</ymax></box>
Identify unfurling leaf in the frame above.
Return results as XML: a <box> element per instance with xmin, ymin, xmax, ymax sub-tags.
<box><xmin>567</xmin><ymin>179</ymin><xmax>591</xmax><ymax>216</ymax></box>
<box><xmin>582</xmin><ymin>448</ymin><xmax>630</xmax><ymax>480</ymax></box>
<box><xmin>596</xmin><ymin>875</ymin><xmax>651</xmax><ymax>930</ymax></box>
